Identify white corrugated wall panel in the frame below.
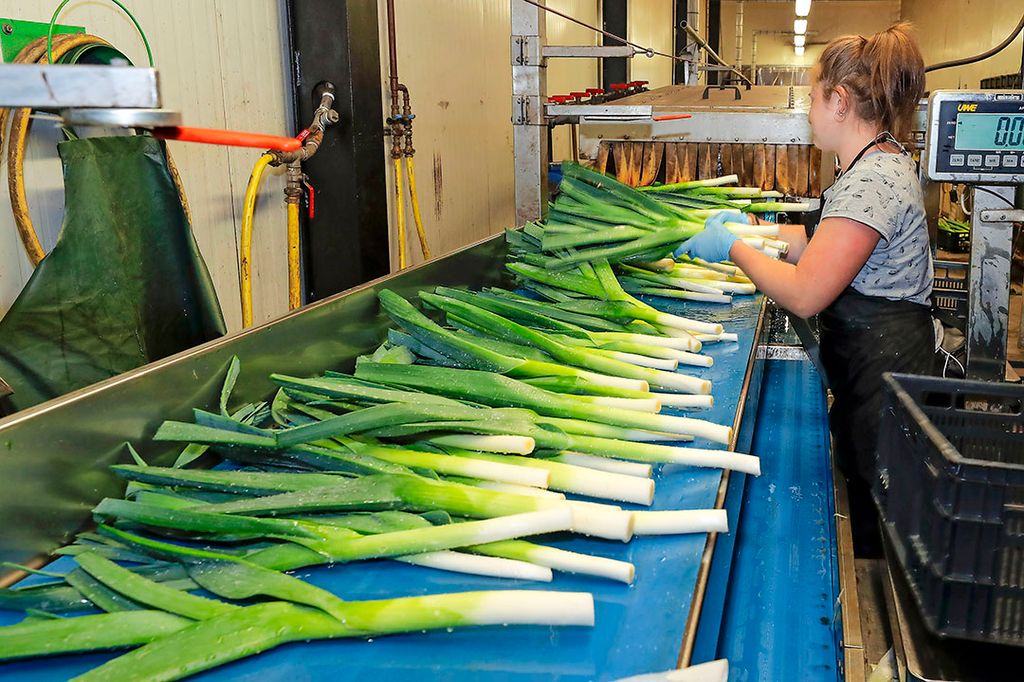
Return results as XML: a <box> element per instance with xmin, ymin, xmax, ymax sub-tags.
<box><xmin>377</xmin><ymin>0</ymin><xmax>517</xmax><ymax>270</ymax></box>
<box><xmin>0</xmin><ymin>0</ymin><xmax>292</xmax><ymax>331</ymax></box>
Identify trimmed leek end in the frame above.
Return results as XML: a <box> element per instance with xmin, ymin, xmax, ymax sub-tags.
<box><xmin>632</xmin><ymin>509</ymin><xmax>728</xmax><ymax>535</ymax></box>
<box><xmin>527</xmin><ymin>545</ymin><xmax>636</xmax><ymax>584</ymax></box>
<box><xmin>465</xmin><ymin>590</ymin><xmax>595</xmax><ymax>627</ymax></box>
<box><xmin>652</xmin><ymin>393</ymin><xmax>714</xmax><ymax>409</ymax></box>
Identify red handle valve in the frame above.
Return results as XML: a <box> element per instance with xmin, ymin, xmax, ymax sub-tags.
<box><xmin>570</xmin><ymin>91</ymin><xmax>589</xmax><ymax>99</ymax></box>
<box><xmin>547</xmin><ymin>95</ymin><xmax>575</xmax><ymax>104</ymax></box>
<box><xmin>586</xmin><ymin>88</ymin><xmax>605</xmax><ymax>96</ymax></box>
<box><xmin>609</xmin><ymin>83</ymin><xmax>629</xmax><ymax>91</ymax></box>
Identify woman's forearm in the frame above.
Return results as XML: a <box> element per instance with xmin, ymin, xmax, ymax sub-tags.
<box><xmin>727</xmin><ymin>217</ymin><xmax>881</xmax><ymax>319</ymax></box>
<box><xmin>727</xmin><ymin>242</ymin><xmax>812</xmax><ymax>316</ymax></box>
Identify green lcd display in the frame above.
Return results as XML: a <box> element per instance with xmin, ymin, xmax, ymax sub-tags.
<box><xmin>955</xmin><ymin>113</ymin><xmax>1024</xmax><ymax>151</ymax></box>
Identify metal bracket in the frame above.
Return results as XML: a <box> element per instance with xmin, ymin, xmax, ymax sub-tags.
<box><xmin>512</xmin><ymin>94</ymin><xmax>544</xmax><ymax>125</ymax></box>
<box><xmin>0</xmin><ymin>64</ymin><xmax>160</xmax><ymax>109</ymax></box>
<box><xmin>980</xmin><ymin>209</ymin><xmax>1024</xmax><ymax>223</ymax></box>
<box><xmin>511</xmin><ymin>35</ymin><xmax>541</xmax><ymax>66</ymax></box>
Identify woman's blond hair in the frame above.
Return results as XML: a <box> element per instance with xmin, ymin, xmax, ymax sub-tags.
<box><xmin>816</xmin><ymin>22</ymin><xmax>925</xmax><ymax>141</ymax></box>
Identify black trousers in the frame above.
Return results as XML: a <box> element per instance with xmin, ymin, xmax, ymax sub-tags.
<box><xmin>818</xmin><ymin>288</ymin><xmax>935</xmax><ymax>554</ymax></box>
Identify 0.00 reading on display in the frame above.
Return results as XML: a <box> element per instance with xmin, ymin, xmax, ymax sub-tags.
<box><xmin>955</xmin><ymin>113</ymin><xmax>1024</xmax><ymax>151</ymax></box>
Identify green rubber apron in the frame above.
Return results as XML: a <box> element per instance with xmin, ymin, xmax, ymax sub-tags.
<box><xmin>0</xmin><ymin>135</ymin><xmax>226</xmax><ymax>413</ymax></box>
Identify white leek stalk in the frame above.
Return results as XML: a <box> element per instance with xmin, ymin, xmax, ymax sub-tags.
<box><xmin>425</xmin><ymin>434</ymin><xmax>535</xmax><ymax>455</ymax></box>
<box><xmin>632</xmin><ymin>509</ymin><xmax>728</xmax><ymax>535</ymax></box>
<box><xmin>723</xmin><ymin>221</ymin><xmax>780</xmax><ymax>238</ymax></box>
<box><xmin>551</xmin><ymin>452</ymin><xmax>653</xmax><ymax>478</ymax></box>
<box><xmin>398</xmin><ymin>551</ymin><xmax>554</xmax><ymax>581</ymax></box>
<box><xmin>651</xmin><ymin>393</ymin><xmax>714</xmax><ymax>409</ymax></box>
<box><xmin>471</xmin><ymin>541</ymin><xmax>636</xmax><ymax>584</ymax></box>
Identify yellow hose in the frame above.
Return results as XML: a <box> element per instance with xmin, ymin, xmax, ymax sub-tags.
<box><xmin>286</xmin><ymin>200</ymin><xmax>301</xmax><ymax>311</ymax></box>
<box><xmin>394</xmin><ymin>157</ymin><xmax>407</xmax><ymax>270</ymax></box>
<box><xmin>240</xmin><ymin>153</ymin><xmax>274</xmax><ymax>328</ymax></box>
<box><xmin>405</xmin><ymin>156</ymin><xmax>432</xmax><ymax>261</ymax></box>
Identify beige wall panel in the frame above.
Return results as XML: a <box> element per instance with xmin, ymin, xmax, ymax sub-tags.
<box><xmin>378</xmin><ymin>0</ymin><xmax>517</xmax><ymax>269</ymax></box>
<box><xmin>0</xmin><ymin>0</ymin><xmax>292</xmax><ymax>331</ymax></box>
<box><xmin>901</xmin><ymin>0</ymin><xmax>1024</xmax><ymax>91</ymax></box>
<box><xmin>629</xmin><ymin>0</ymin><xmax>675</xmax><ymax>88</ymax></box>
<box><xmin>719</xmin><ymin>1</ymin><xmax>900</xmax><ymax>72</ymax></box>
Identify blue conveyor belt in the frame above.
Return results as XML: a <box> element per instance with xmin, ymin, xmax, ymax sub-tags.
<box><xmin>715</xmin><ymin>358</ymin><xmax>840</xmax><ymax>680</ymax></box>
<box><xmin>0</xmin><ymin>294</ymin><xmax>765</xmax><ymax>681</ymax></box>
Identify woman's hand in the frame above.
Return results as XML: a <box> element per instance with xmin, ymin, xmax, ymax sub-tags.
<box><xmin>672</xmin><ymin>211</ymin><xmax>746</xmax><ymax>263</ymax></box>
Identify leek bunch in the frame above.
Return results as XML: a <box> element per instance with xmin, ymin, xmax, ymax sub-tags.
<box><xmin>510</xmin><ymin>161</ymin><xmax>798</xmax><ymax>270</ymax></box>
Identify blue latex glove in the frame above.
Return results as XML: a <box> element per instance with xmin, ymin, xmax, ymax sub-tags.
<box><xmin>672</xmin><ymin>210</ymin><xmax>746</xmax><ymax>263</ymax></box>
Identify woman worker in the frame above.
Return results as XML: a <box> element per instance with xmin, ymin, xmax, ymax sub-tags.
<box><xmin>676</xmin><ymin>23</ymin><xmax>934</xmax><ymax>554</ymax></box>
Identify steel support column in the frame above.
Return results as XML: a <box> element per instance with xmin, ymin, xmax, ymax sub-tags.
<box><xmin>285</xmin><ymin>0</ymin><xmax>389</xmax><ymax>302</ymax></box>
<box><xmin>511</xmin><ymin>0</ymin><xmax>549</xmax><ymax>225</ymax></box>
<box><xmin>674</xmin><ymin>0</ymin><xmax>701</xmax><ymax>85</ymax></box>
<box><xmin>966</xmin><ymin>185</ymin><xmax>1016</xmax><ymax>380</ymax></box>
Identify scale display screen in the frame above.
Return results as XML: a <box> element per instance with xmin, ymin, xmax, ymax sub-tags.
<box><xmin>924</xmin><ymin>91</ymin><xmax>1024</xmax><ymax>182</ymax></box>
<box><xmin>955</xmin><ymin>113</ymin><xmax>1024</xmax><ymax>151</ymax></box>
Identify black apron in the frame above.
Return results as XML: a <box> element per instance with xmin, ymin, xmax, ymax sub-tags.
<box><xmin>817</xmin><ymin>135</ymin><xmax>935</xmax><ymax>485</ymax></box>
<box><xmin>819</xmin><ymin>288</ymin><xmax>934</xmax><ymax>482</ymax></box>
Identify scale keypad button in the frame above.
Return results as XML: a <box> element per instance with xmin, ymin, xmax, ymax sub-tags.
<box><xmin>985</xmin><ymin>154</ymin><xmax>1001</xmax><ymax>167</ymax></box>
<box><xmin>949</xmin><ymin>154</ymin><xmax>965</xmax><ymax>166</ymax></box>
<box><xmin>967</xmin><ymin>154</ymin><xmax>983</xmax><ymax>166</ymax></box>
<box><xmin>1003</xmin><ymin>156</ymin><xmax>1019</xmax><ymax>168</ymax></box>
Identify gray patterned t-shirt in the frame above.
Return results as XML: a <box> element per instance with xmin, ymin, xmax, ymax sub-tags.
<box><xmin>819</xmin><ymin>151</ymin><xmax>933</xmax><ymax>305</ymax></box>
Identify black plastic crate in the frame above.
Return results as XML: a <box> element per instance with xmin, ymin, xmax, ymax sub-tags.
<box><xmin>882</xmin><ymin>519</ymin><xmax>1024</xmax><ymax>645</ymax></box>
<box><xmin>874</xmin><ymin>373</ymin><xmax>1024</xmax><ymax>645</ymax></box>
